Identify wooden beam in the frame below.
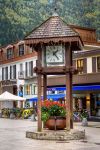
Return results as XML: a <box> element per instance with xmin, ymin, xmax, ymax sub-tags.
<box><xmin>34</xmin><ymin>66</ymin><xmax>78</xmax><ymax>75</ymax></box>
<box><xmin>43</xmin><ymin>66</ymin><xmax>68</xmax><ymax>74</ymax></box>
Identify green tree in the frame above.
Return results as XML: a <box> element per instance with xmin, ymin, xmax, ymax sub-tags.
<box><xmin>0</xmin><ymin>0</ymin><xmax>99</xmax><ymax>46</ymax></box>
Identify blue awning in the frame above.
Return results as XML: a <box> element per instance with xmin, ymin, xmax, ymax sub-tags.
<box><xmin>29</xmin><ymin>85</ymin><xmax>100</xmax><ymax>102</ymax></box>
<box><xmin>47</xmin><ymin>85</ymin><xmax>100</xmax><ymax>91</ymax></box>
<box><xmin>29</xmin><ymin>94</ymin><xmax>65</xmax><ymax>102</ymax></box>
<box><xmin>73</xmin><ymin>85</ymin><xmax>100</xmax><ymax>91</ymax></box>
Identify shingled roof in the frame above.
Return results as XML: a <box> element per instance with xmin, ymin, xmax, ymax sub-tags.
<box><xmin>25</xmin><ymin>14</ymin><xmax>83</xmax><ymax>48</ymax></box>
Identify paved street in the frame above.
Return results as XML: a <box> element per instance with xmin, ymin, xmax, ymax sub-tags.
<box><xmin>0</xmin><ymin>118</ymin><xmax>100</xmax><ymax>150</ymax></box>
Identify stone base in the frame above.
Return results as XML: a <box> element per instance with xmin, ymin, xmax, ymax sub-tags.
<box><xmin>26</xmin><ymin>129</ymin><xmax>85</xmax><ymax>141</ymax></box>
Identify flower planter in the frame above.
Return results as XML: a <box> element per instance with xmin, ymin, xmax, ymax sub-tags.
<box><xmin>45</xmin><ymin>116</ymin><xmax>66</xmax><ymax>130</ymax></box>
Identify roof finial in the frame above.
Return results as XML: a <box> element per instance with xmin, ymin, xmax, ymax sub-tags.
<box><xmin>54</xmin><ymin>7</ymin><xmax>57</xmax><ymax>12</ymax></box>
<box><xmin>52</xmin><ymin>0</ymin><xmax>58</xmax><ymax>16</ymax></box>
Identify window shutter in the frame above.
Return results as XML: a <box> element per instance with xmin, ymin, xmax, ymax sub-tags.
<box><xmin>13</xmin><ymin>65</ymin><xmax>16</xmax><ymax>79</ymax></box>
<box><xmin>31</xmin><ymin>61</ymin><xmax>33</xmax><ymax>76</ymax></box>
<box><xmin>97</xmin><ymin>57</ymin><xmax>100</xmax><ymax>72</ymax></box>
<box><xmin>6</xmin><ymin>67</ymin><xmax>8</xmax><ymax>80</ymax></box>
<box><xmin>25</xmin><ymin>62</ymin><xmax>28</xmax><ymax>77</ymax></box>
<box><xmin>2</xmin><ymin>68</ymin><xmax>4</xmax><ymax>80</ymax></box>
<box><xmin>83</xmin><ymin>58</ymin><xmax>87</xmax><ymax>73</ymax></box>
<box><xmin>92</xmin><ymin>57</ymin><xmax>96</xmax><ymax>73</ymax></box>
<box><xmin>10</xmin><ymin>66</ymin><xmax>12</xmax><ymax>79</ymax></box>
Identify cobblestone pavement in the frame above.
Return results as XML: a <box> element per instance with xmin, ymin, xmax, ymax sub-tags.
<box><xmin>0</xmin><ymin>118</ymin><xmax>100</xmax><ymax>150</ymax></box>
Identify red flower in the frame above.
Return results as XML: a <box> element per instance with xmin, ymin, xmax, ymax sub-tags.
<box><xmin>41</xmin><ymin>100</ymin><xmax>66</xmax><ymax>109</ymax></box>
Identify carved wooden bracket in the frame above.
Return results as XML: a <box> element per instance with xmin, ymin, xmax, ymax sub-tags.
<box><xmin>34</xmin><ymin>66</ymin><xmax>78</xmax><ymax>75</ymax></box>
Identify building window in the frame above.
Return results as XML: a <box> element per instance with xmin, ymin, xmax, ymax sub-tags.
<box><xmin>77</xmin><ymin>59</ymin><xmax>84</xmax><ymax>74</ymax></box>
<box><xmin>10</xmin><ymin>65</ymin><xmax>16</xmax><ymax>79</ymax></box>
<box><xmin>31</xmin><ymin>84</ymin><xmax>34</xmax><ymax>95</ymax></box>
<box><xmin>29</xmin><ymin>61</ymin><xmax>33</xmax><ymax>76</ymax></box>
<box><xmin>20</xmin><ymin>63</ymin><xmax>23</xmax><ymax>71</ymax></box>
<box><xmin>24</xmin><ymin>84</ymin><xmax>31</xmax><ymax>95</ymax></box>
<box><xmin>2</xmin><ymin>68</ymin><xmax>4</xmax><ymax>80</ymax></box>
<box><xmin>31</xmin><ymin>84</ymin><xmax>37</xmax><ymax>95</ymax></box>
<box><xmin>25</xmin><ymin>61</ymin><xmax>33</xmax><ymax>77</ymax></box>
<box><xmin>7</xmin><ymin>48</ymin><xmax>13</xmax><ymax>59</ymax></box>
<box><xmin>2</xmin><ymin>67</ymin><xmax>8</xmax><ymax>80</ymax></box>
<box><xmin>97</xmin><ymin>57</ymin><xmax>100</xmax><ymax>72</ymax></box>
<box><xmin>19</xmin><ymin>44</ymin><xmax>24</xmax><ymax>56</ymax></box>
<box><xmin>13</xmin><ymin>65</ymin><xmax>16</xmax><ymax>79</ymax></box>
<box><xmin>34</xmin><ymin>85</ymin><xmax>37</xmax><ymax>95</ymax></box>
<box><xmin>5</xmin><ymin>67</ymin><xmax>8</xmax><ymax>80</ymax></box>
<box><xmin>25</xmin><ymin>62</ymin><xmax>28</xmax><ymax>77</ymax></box>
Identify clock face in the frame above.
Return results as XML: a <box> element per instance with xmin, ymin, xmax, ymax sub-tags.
<box><xmin>45</xmin><ymin>45</ymin><xmax>64</xmax><ymax>64</ymax></box>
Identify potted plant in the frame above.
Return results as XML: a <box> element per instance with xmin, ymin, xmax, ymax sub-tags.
<box><xmin>2</xmin><ymin>108</ymin><xmax>10</xmax><ymax>118</ymax></box>
<box><xmin>80</xmin><ymin>109</ymin><xmax>89</xmax><ymax>126</ymax></box>
<box><xmin>41</xmin><ymin>100</ymin><xmax>67</xmax><ymax>130</ymax></box>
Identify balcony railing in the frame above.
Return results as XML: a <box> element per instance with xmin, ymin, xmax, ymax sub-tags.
<box><xmin>18</xmin><ymin>71</ymin><xmax>36</xmax><ymax>79</ymax></box>
<box><xmin>18</xmin><ymin>71</ymin><xmax>25</xmax><ymax>79</ymax></box>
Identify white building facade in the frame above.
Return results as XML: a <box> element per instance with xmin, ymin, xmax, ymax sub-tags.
<box><xmin>0</xmin><ymin>41</ymin><xmax>38</xmax><ymax>108</ymax></box>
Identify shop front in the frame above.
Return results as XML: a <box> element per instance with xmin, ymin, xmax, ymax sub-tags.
<box><xmin>47</xmin><ymin>85</ymin><xmax>100</xmax><ymax>117</ymax></box>
<box><xmin>28</xmin><ymin>84</ymin><xmax>100</xmax><ymax>117</ymax></box>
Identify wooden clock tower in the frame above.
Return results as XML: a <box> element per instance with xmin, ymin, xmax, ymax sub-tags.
<box><xmin>25</xmin><ymin>13</ymin><xmax>83</xmax><ymax>132</ymax></box>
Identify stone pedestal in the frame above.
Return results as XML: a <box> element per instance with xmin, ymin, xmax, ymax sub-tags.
<box><xmin>26</xmin><ymin>129</ymin><xmax>85</xmax><ymax>141</ymax></box>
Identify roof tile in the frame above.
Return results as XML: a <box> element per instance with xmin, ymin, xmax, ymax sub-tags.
<box><xmin>25</xmin><ymin>16</ymin><xmax>79</xmax><ymax>40</ymax></box>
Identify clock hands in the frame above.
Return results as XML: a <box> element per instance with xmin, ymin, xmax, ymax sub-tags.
<box><xmin>53</xmin><ymin>49</ymin><xmax>58</xmax><ymax>55</ymax></box>
<box><xmin>54</xmin><ymin>53</ymin><xmax>59</xmax><ymax>60</ymax></box>
<box><xmin>53</xmin><ymin>49</ymin><xmax>59</xmax><ymax>60</ymax></box>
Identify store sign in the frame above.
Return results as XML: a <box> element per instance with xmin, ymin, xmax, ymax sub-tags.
<box><xmin>47</xmin><ymin>88</ymin><xmax>56</xmax><ymax>91</ymax></box>
<box><xmin>1</xmin><ymin>80</ymin><xmax>16</xmax><ymax>86</ymax></box>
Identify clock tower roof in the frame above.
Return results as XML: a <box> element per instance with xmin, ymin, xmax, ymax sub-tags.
<box><xmin>25</xmin><ymin>15</ymin><xmax>83</xmax><ymax>49</ymax></box>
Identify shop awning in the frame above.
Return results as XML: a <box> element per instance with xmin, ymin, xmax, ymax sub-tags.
<box><xmin>29</xmin><ymin>94</ymin><xmax>65</xmax><ymax>102</ymax></box>
<box><xmin>0</xmin><ymin>91</ymin><xmax>26</xmax><ymax>101</ymax></box>
<box><xmin>48</xmin><ymin>85</ymin><xmax>100</xmax><ymax>91</ymax></box>
<box><xmin>73</xmin><ymin>85</ymin><xmax>100</xmax><ymax>91</ymax></box>
<box><xmin>29</xmin><ymin>85</ymin><xmax>100</xmax><ymax>102</ymax></box>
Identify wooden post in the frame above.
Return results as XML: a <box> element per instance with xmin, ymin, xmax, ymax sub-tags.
<box><xmin>70</xmin><ymin>73</ymin><xmax>73</xmax><ymax>129</ymax></box>
<box><xmin>37</xmin><ymin>46</ymin><xmax>42</xmax><ymax>132</ymax></box>
<box><xmin>65</xmin><ymin>74</ymin><xmax>70</xmax><ymax>130</ymax></box>
<box><xmin>66</xmin><ymin>73</ymin><xmax>73</xmax><ymax>129</ymax></box>
<box><xmin>65</xmin><ymin>43</ymin><xmax>73</xmax><ymax>130</ymax></box>
<box><xmin>43</xmin><ymin>74</ymin><xmax>47</xmax><ymax>100</ymax></box>
<box><xmin>37</xmin><ymin>73</ymin><xmax>42</xmax><ymax>132</ymax></box>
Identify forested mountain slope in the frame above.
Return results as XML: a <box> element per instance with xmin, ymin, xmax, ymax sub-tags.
<box><xmin>0</xmin><ymin>0</ymin><xmax>99</xmax><ymax>46</ymax></box>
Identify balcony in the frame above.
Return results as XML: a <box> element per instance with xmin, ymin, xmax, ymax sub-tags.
<box><xmin>18</xmin><ymin>71</ymin><xmax>25</xmax><ymax>79</ymax></box>
<box><xmin>18</xmin><ymin>71</ymin><xmax>36</xmax><ymax>80</ymax></box>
